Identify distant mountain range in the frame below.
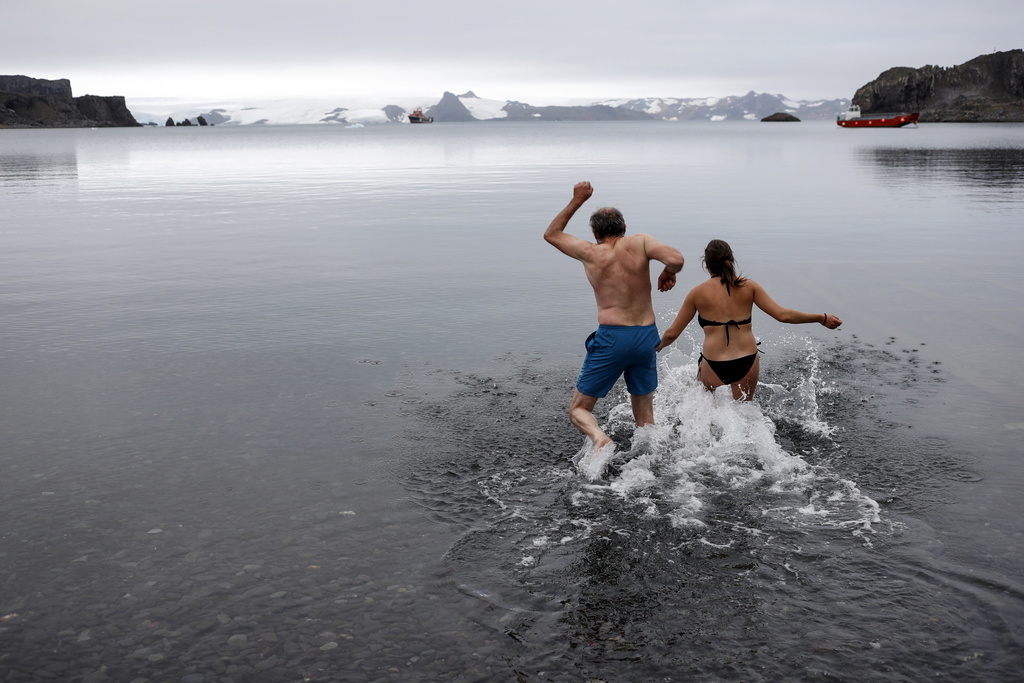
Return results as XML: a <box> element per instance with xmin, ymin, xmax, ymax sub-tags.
<box><xmin>501</xmin><ymin>91</ymin><xmax>850</xmax><ymax>123</ymax></box>
<box><xmin>124</xmin><ymin>50</ymin><xmax>1024</xmax><ymax>126</ymax></box>
<box><xmin>609</xmin><ymin>92</ymin><xmax>849</xmax><ymax>121</ymax></box>
<box><xmin>8</xmin><ymin>49</ymin><xmax>1022</xmax><ymax>128</ymax></box>
<box><xmin>130</xmin><ymin>90</ymin><xmax>851</xmax><ymax>127</ymax></box>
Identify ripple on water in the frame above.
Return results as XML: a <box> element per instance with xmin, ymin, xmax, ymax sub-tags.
<box><xmin>392</xmin><ymin>336</ymin><xmax>1012</xmax><ymax>680</ymax></box>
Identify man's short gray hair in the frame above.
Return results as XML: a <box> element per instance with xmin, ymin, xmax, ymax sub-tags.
<box><xmin>590</xmin><ymin>208</ymin><xmax>626</xmax><ymax>239</ymax></box>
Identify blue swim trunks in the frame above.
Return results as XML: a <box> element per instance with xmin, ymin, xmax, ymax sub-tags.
<box><xmin>576</xmin><ymin>323</ymin><xmax>660</xmax><ymax>398</ymax></box>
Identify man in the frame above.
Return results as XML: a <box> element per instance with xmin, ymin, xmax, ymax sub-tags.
<box><xmin>544</xmin><ymin>181</ymin><xmax>684</xmax><ymax>455</ymax></box>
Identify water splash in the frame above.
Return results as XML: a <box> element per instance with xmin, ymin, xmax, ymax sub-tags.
<box><xmin>392</xmin><ymin>336</ymin><xmax>988</xmax><ymax>682</ymax></box>
<box><xmin>582</xmin><ymin>344</ymin><xmax>880</xmax><ymax>539</ymax></box>
<box><xmin>573</xmin><ymin>440</ymin><xmax>617</xmax><ymax>481</ymax></box>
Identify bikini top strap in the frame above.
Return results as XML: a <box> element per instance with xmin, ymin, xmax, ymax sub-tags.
<box><xmin>698</xmin><ymin>315</ymin><xmax>752</xmax><ymax>345</ymax></box>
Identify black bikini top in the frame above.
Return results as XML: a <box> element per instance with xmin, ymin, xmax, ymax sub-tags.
<box><xmin>697</xmin><ymin>315</ymin><xmax>751</xmax><ymax>345</ymax></box>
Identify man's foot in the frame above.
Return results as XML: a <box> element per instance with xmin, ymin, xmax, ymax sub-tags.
<box><xmin>576</xmin><ymin>440</ymin><xmax>617</xmax><ymax>481</ymax></box>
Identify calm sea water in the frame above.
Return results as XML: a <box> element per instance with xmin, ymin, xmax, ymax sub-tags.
<box><xmin>2</xmin><ymin>121</ymin><xmax>1023</xmax><ymax>681</ymax></box>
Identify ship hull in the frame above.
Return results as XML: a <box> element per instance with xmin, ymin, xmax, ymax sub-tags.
<box><xmin>837</xmin><ymin>112</ymin><xmax>919</xmax><ymax>128</ymax></box>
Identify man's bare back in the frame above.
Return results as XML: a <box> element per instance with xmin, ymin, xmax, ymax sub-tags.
<box><xmin>544</xmin><ymin>184</ymin><xmax>683</xmax><ymax>325</ymax></box>
<box><xmin>581</xmin><ymin>233</ymin><xmax>667</xmax><ymax>326</ymax></box>
<box><xmin>543</xmin><ymin>181</ymin><xmax>684</xmax><ymax>470</ymax></box>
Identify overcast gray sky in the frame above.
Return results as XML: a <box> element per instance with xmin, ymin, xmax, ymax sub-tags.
<box><xmin>5</xmin><ymin>0</ymin><xmax>1021</xmax><ymax>102</ymax></box>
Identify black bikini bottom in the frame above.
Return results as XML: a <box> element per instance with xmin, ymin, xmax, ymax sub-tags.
<box><xmin>699</xmin><ymin>352</ymin><xmax>758</xmax><ymax>385</ymax></box>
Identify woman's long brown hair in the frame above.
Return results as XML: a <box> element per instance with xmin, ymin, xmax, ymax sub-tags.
<box><xmin>704</xmin><ymin>239</ymin><xmax>747</xmax><ymax>295</ymax></box>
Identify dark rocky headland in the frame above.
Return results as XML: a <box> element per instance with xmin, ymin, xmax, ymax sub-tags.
<box><xmin>0</xmin><ymin>75</ymin><xmax>139</xmax><ymax>128</ymax></box>
<box><xmin>853</xmin><ymin>49</ymin><xmax>1024</xmax><ymax>122</ymax></box>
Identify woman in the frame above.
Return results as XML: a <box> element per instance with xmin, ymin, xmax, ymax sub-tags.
<box><xmin>656</xmin><ymin>239</ymin><xmax>843</xmax><ymax>400</ymax></box>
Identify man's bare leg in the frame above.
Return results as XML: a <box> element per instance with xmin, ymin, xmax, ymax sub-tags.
<box><xmin>630</xmin><ymin>391</ymin><xmax>655</xmax><ymax>427</ymax></box>
<box><xmin>569</xmin><ymin>389</ymin><xmax>612</xmax><ymax>450</ymax></box>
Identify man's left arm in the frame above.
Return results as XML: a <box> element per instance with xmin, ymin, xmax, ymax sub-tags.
<box><xmin>544</xmin><ymin>181</ymin><xmax>594</xmax><ymax>260</ymax></box>
<box><xmin>643</xmin><ymin>235</ymin><xmax>684</xmax><ymax>292</ymax></box>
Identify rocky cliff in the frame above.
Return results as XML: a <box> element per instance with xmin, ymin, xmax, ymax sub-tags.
<box><xmin>0</xmin><ymin>75</ymin><xmax>139</xmax><ymax>128</ymax></box>
<box><xmin>0</xmin><ymin>75</ymin><xmax>73</xmax><ymax>98</ymax></box>
<box><xmin>852</xmin><ymin>50</ymin><xmax>1024</xmax><ymax>122</ymax></box>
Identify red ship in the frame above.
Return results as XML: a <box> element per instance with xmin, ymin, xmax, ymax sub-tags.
<box><xmin>837</xmin><ymin>105</ymin><xmax>919</xmax><ymax>128</ymax></box>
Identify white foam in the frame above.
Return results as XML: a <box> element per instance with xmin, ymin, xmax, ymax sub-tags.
<box><xmin>574</xmin><ymin>440</ymin><xmax>617</xmax><ymax>481</ymax></box>
<box><xmin>583</xmin><ymin>342</ymin><xmax>880</xmax><ymax>537</ymax></box>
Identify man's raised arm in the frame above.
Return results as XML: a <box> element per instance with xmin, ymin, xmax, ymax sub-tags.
<box><xmin>544</xmin><ymin>181</ymin><xmax>594</xmax><ymax>259</ymax></box>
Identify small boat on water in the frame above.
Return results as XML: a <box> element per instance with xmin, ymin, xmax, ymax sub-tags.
<box><xmin>408</xmin><ymin>108</ymin><xmax>434</xmax><ymax>124</ymax></box>
<box><xmin>837</xmin><ymin>105</ymin><xmax>919</xmax><ymax>128</ymax></box>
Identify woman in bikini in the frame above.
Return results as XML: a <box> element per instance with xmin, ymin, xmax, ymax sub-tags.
<box><xmin>655</xmin><ymin>239</ymin><xmax>843</xmax><ymax>400</ymax></box>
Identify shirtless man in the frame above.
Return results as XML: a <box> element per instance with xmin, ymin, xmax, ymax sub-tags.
<box><xmin>544</xmin><ymin>181</ymin><xmax>684</xmax><ymax>452</ymax></box>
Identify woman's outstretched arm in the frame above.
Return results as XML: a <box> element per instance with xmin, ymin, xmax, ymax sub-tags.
<box><xmin>656</xmin><ymin>290</ymin><xmax>698</xmax><ymax>351</ymax></box>
<box><xmin>750</xmin><ymin>280</ymin><xmax>843</xmax><ymax>328</ymax></box>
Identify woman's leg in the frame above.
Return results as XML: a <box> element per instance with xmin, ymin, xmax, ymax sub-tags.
<box><xmin>731</xmin><ymin>354</ymin><xmax>760</xmax><ymax>400</ymax></box>
<box><xmin>697</xmin><ymin>357</ymin><xmax>725</xmax><ymax>392</ymax></box>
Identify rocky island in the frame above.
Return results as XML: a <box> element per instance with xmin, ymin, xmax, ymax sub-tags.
<box><xmin>0</xmin><ymin>75</ymin><xmax>139</xmax><ymax>128</ymax></box>
<box><xmin>851</xmin><ymin>49</ymin><xmax>1024</xmax><ymax>122</ymax></box>
<box><xmin>761</xmin><ymin>112</ymin><xmax>800</xmax><ymax>122</ymax></box>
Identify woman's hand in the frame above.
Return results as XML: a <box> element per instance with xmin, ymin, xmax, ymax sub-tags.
<box><xmin>822</xmin><ymin>313</ymin><xmax>843</xmax><ymax>329</ymax></box>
